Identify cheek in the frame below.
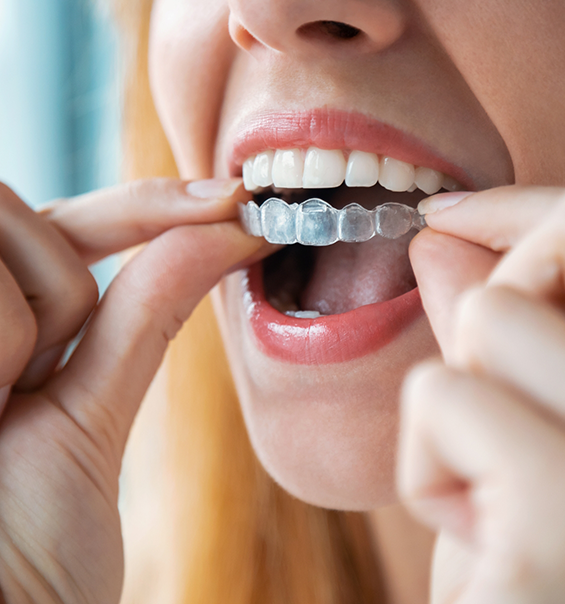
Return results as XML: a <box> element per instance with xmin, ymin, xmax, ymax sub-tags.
<box><xmin>212</xmin><ymin>277</ymin><xmax>438</xmax><ymax>511</ymax></box>
<box><xmin>149</xmin><ymin>0</ymin><xmax>236</xmax><ymax>178</ymax></box>
<box><xmin>419</xmin><ymin>0</ymin><xmax>565</xmax><ymax>185</ymax></box>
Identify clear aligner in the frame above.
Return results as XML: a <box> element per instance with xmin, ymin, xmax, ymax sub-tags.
<box><xmin>239</xmin><ymin>198</ymin><xmax>427</xmax><ymax>246</ymax></box>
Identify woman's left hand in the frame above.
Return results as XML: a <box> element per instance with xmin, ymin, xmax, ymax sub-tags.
<box><xmin>397</xmin><ymin>185</ymin><xmax>565</xmax><ymax>603</ymax></box>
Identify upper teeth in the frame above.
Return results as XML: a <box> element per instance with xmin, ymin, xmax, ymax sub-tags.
<box><xmin>243</xmin><ymin>147</ymin><xmax>462</xmax><ymax>195</ymax></box>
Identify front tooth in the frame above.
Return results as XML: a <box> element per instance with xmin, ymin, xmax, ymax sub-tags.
<box><xmin>442</xmin><ymin>175</ymin><xmax>463</xmax><ymax>192</ymax></box>
<box><xmin>260</xmin><ymin>197</ymin><xmax>297</xmax><ymax>244</ymax></box>
<box><xmin>253</xmin><ymin>150</ymin><xmax>274</xmax><ymax>187</ymax></box>
<box><xmin>379</xmin><ymin>157</ymin><xmax>415</xmax><ymax>192</ymax></box>
<box><xmin>414</xmin><ymin>166</ymin><xmax>443</xmax><ymax>195</ymax></box>
<box><xmin>286</xmin><ymin>310</ymin><xmax>324</xmax><ymax>319</ymax></box>
<box><xmin>272</xmin><ymin>149</ymin><xmax>304</xmax><ymax>188</ymax></box>
<box><xmin>303</xmin><ymin>148</ymin><xmax>346</xmax><ymax>188</ymax></box>
<box><xmin>243</xmin><ymin>156</ymin><xmax>257</xmax><ymax>191</ymax></box>
<box><xmin>345</xmin><ymin>150</ymin><xmax>379</xmax><ymax>187</ymax></box>
<box><xmin>296</xmin><ymin>198</ymin><xmax>338</xmax><ymax>245</ymax></box>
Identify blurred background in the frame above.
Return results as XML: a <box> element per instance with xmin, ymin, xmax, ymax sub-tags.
<box><xmin>0</xmin><ymin>0</ymin><xmax>121</xmax><ymax>290</ymax></box>
<box><xmin>0</xmin><ymin>7</ymin><xmax>170</xmax><ymax>600</ymax></box>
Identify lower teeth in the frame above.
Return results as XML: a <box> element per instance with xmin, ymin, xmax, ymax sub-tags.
<box><xmin>284</xmin><ymin>310</ymin><xmax>326</xmax><ymax>319</ymax></box>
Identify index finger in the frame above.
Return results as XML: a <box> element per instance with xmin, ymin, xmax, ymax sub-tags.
<box><xmin>418</xmin><ymin>185</ymin><xmax>565</xmax><ymax>252</ymax></box>
<box><xmin>45</xmin><ymin>220</ymin><xmax>272</xmax><ymax>461</ymax></box>
<box><xmin>42</xmin><ymin>177</ymin><xmax>250</xmax><ymax>264</ymax></box>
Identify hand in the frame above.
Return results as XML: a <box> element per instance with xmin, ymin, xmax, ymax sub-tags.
<box><xmin>0</xmin><ymin>179</ymin><xmax>270</xmax><ymax>604</ymax></box>
<box><xmin>398</xmin><ymin>186</ymin><xmax>565</xmax><ymax>603</ymax></box>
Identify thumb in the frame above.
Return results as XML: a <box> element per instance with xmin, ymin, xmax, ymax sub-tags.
<box><xmin>44</xmin><ymin>221</ymin><xmax>270</xmax><ymax>460</ymax></box>
<box><xmin>409</xmin><ymin>228</ymin><xmax>500</xmax><ymax>360</ymax></box>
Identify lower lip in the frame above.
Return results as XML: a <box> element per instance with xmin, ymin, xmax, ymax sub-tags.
<box><xmin>241</xmin><ymin>262</ymin><xmax>424</xmax><ymax>365</ymax></box>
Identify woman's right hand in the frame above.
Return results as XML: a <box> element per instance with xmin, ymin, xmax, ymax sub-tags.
<box><xmin>0</xmin><ymin>178</ymin><xmax>268</xmax><ymax>604</ymax></box>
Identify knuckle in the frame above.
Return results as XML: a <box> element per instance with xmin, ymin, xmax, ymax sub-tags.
<box><xmin>122</xmin><ymin>179</ymin><xmax>144</xmax><ymax>202</ymax></box>
<box><xmin>162</xmin><ymin>312</ymin><xmax>185</xmax><ymax>344</ymax></box>
<box><xmin>125</xmin><ymin>177</ymin><xmax>177</xmax><ymax>205</ymax></box>
<box><xmin>123</xmin><ymin>178</ymin><xmax>155</xmax><ymax>202</ymax></box>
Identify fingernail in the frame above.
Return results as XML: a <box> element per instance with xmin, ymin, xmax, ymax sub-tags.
<box><xmin>418</xmin><ymin>191</ymin><xmax>474</xmax><ymax>215</ymax></box>
<box><xmin>0</xmin><ymin>385</ymin><xmax>11</xmax><ymax>410</ymax></box>
<box><xmin>17</xmin><ymin>345</ymin><xmax>66</xmax><ymax>391</ymax></box>
<box><xmin>186</xmin><ymin>178</ymin><xmax>243</xmax><ymax>200</ymax></box>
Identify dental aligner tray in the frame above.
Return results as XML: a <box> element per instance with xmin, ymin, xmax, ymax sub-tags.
<box><xmin>239</xmin><ymin>198</ymin><xmax>426</xmax><ymax>245</ymax></box>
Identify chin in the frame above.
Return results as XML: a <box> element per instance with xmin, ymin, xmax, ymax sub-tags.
<box><xmin>212</xmin><ymin>275</ymin><xmax>437</xmax><ymax>511</ymax></box>
<box><xmin>236</xmin><ymin>373</ymin><xmax>402</xmax><ymax>511</ymax></box>
<box><xmin>206</xmin><ymin>108</ymin><xmax>448</xmax><ymax>510</ymax></box>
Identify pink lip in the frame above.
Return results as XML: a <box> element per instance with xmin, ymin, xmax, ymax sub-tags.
<box><xmin>242</xmin><ymin>263</ymin><xmax>424</xmax><ymax>365</ymax></box>
<box><xmin>229</xmin><ymin>107</ymin><xmax>475</xmax><ymax>190</ymax></box>
<box><xmin>230</xmin><ymin>107</ymin><xmax>451</xmax><ymax>365</ymax></box>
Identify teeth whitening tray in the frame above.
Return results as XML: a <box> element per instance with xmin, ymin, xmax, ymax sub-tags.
<box><xmin>239</xmin><ymin>198</ymin><xmax>427</xmax><ymax>246</ymax></box>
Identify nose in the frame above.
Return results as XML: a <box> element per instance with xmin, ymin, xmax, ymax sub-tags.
<box><xmin>228</xmin><ymin>0</ymin><xmax>406</xmax><ymax>56</ymax></box>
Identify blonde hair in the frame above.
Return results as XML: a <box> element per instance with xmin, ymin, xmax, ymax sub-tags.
<box><xmin>115</xmin><ymin>1</ymin><xmax>383</xmax><ymax>602</ymax></box>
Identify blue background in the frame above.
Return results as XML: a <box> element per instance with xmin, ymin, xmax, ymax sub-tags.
<box><xmin>0</xmin><ymin>0</ymin><xmax>121</xmax><ymax>289</ymax></box>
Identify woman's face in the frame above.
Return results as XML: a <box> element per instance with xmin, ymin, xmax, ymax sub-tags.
<box><xmin>149</xmin><ymin>0</ymin><xmax>565</xmax><ymax>509</ymax></box>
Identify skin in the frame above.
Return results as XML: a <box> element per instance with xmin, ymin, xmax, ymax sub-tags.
<box><xmin>0</xmin><ymin>178</ymin><xmax>274</xmax><ymax>603</ymax></box>
<box><xmin>149</xmin><ymin>0</ymin><xmax>561</xmax><ymax>511</ymax></box>
<box><xmin>0</xmin><ymin>1</ymin><xmax>563</xmax><ymax>603</ymax></box>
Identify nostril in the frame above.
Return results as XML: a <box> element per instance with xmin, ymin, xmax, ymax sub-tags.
<box><xmin>319</xmin><ymin>21</ymin><xmax>361</xmax><ymax>40</ymax></box>
<box><xmin>298</xmin><ymin>20</ymin><xmax>362</xmax><ymax>43</ymax></box>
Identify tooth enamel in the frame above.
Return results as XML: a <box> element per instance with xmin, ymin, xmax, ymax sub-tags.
<box><xmin>376</xmin><ymin>203</ymin><xmax>414</xmax><ymax>239</ymax></box>
<box><xmin>379</xmin><ymin>157</ymin><xmax>415</xmax><ymax>192</ymax></box>
<box><xmin>339</xmin><ymin>202</ymin><xmax>375</xmax><ymax>242</ymax></box>
<box><xmin>302</xmin><ymin>147</ymin><xmax>346</xmax><ymax>188</ymax></box>
<box><xmin>414</xmin><ymin>166</ymin><xmax>443</xmax><ymax>195</ymax></box>
<box><xmin>243</xmin><ymin>200</ymin><xmax>262</xmax><ymax>236</ymax></box>
<box><xmin>243</xmin><ymin>148</ymin><xmax>461</xmax><ymax>194</ymax></box>
<box><xmin>296</xmin><ymin>198</ymin><xmax>338</xmax><ymax>245</ymax></box>
<box><xmin>240</xmin><ymin>198</ymin><xmax>427</xmax><ymax>244</ymax></box>
<box><xmin>272</xmin><ymin>149</ymin><xmax>304</xmax><ymax>188</ymax></box>
<box><xmin>243</xmin><ymin>156</ymin><xmax>257</xmax><ymax>191</ymax></box>
<box><xmin>442</xmin><ymin>175</ymin><xmax>463</xmax><ymax>192</ymax></box>
<box><xmin>345</xmin><ymin>150</ymin><xmax>379</xmax><ymax>187</ymax></box>
<box><xmin>253</xmin><ymin>150</ymin><xmax>274</xmax><ymax>187</ymax></box>
<box><xmin>260</xmin><ymin>197</ymin><xmax>298</xmax><ymax>244</ymax></box>
<box><xmin>285</xmin><ymin>310</ymin><xmax>324</xmax><ymax>319</ymax></box>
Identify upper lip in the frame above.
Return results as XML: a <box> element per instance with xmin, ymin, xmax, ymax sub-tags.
<box><xmin>228</xmin><ymin>107</ymin><xmax>476</xmax><ymax>190</ymax></box>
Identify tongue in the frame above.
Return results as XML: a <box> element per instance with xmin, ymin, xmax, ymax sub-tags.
<box><xmin>299</xmin><ymin>184</ymin><xmax>421</xmax><ymax>315</ymax></box>
<box><xmin>300</xmin><ymin>232</ymin><xmax>417</xmax><ymax>315</ymax></box>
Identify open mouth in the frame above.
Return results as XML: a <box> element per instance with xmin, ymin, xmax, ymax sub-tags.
<box><xmin>241</xmin><ymin>146</ymin><xmax>462</xmax><ymax>318</ymax></box>
<box><xmin>227</xmin><ymin>108</ymin><xmax>472</xmax><ymax>363</ymax></box>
